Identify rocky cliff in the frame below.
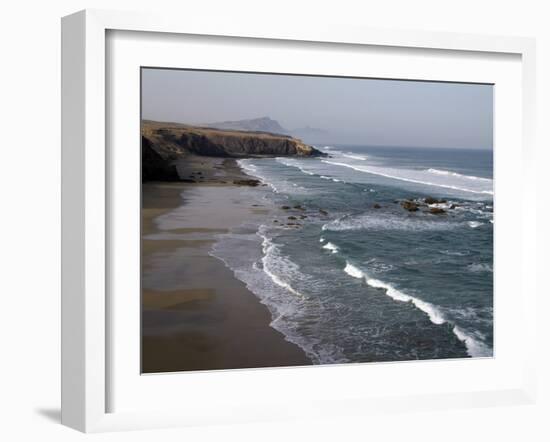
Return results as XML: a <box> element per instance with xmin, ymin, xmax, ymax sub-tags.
<box><xmin>142</xmin><ymin>120</ymin><xmax>324</xmax><ymax>181</ymax></box>
<box><xmin>141</xmin><ymin>136</ymin><xmax>180</xmax><ymax>181</ymax></box>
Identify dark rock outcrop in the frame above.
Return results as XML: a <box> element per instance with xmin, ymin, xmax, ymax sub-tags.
<box><xmin>428</xmin><ymin>207</ymin><xmax>446</xmax><ymax>215</ymax></box>
<box><xmin>401</xmin><ymin>200</ymin><xmax>419</xmax><ymax>212</ymax></box>
<box><xmin>141</xmin><ymin>136</ymin><xmax>180</xmax><ymax>182</ymax></box>
<box><xmin>424</xmin><ymin>197</ymin><xmax>447</xmax><ymax>205</ymax></box>
<box><xmin>233</xmin><ymin>179</ymin><xmax>261</xmax><ymax>186</ymax></box>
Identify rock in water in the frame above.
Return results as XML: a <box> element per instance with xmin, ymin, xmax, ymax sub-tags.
<box><xmin>424</xmin><ymin>197</ymin><xmax>447</xmax><ymax>204</ymax></box>
<box><xmin>401</xmin><ymin>201</ymin><xmax>419</xmax><ymax>212</ymax></box>
<box><xmin>233</xmin><ymin>179</ymin><xmax>261</xmax><ymax>186</ymax></box>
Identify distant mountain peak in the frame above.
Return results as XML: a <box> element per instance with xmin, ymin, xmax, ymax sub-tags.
<box><xmin>203</xmin><ymin>116</ymin><xmax>330</xmax><ymax>143</ymax></box>
<box><xmin>204</xmin><ymin>117</ymin><xmax>287</xmax><ymax>135</ymax></box>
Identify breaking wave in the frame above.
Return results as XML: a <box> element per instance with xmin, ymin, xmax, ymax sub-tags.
<box><xmin>322</xmin><ymin>160</ymin><xmax>493</xmax><ymax>196</ymax></box>
<box><xmin>343</xmin><ymin>261</ymin><xmax>491</xmax><ymax>357</ymax></box>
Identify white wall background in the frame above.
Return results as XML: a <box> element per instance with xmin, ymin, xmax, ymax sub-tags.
<box><xmin>0</xmin><ymin>1</ymin><xmax>548</xmax><ymax>440</ymax></box>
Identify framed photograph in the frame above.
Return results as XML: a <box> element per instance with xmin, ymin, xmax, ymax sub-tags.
<box><xmin>61</xmin><ymin>9</ymin><xmax>537</xmax><ymax>432</ymax></box>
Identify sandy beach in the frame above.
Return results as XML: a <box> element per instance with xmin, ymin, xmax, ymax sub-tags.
<box><xmin>141</xmin><ymin>155</ymin><xmax>311</xmax><ymax>373</ymax></box>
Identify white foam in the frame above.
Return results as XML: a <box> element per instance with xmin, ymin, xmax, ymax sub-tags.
<box><xmin>342</xmin><ymin>153</ymin><xmax>368</xmax><ymax>161</ymax></box>
<box><xmin>276</xmin><ymin>158</ymin><xmax>315</xmax><ymax>175</ymax></box>
<box><xmin>344</xmin><ymin>262</ymin><xmax>365</xmax><ymax>279</ymax></box>
<box><xmin>240</xmin><ymin>159</ymin><xmax>310</xmax><ymax>194</ymax></box>
<box><xmin>467</xmin><ymin>221</ymin><xmax>484</xmax><ymax>228</ymax></box>
<box><xmin>343</xmin><ymin>261</ymin><xmax>447</xmax><ymax>326</ymax></box>
<box><xmin>467</xmin><ymin>263</ymin><xmax>493</xmax><ymax>273</ymax></box>
<box><xmin>322</xmin><ymin>160</ymin><xmax>493</xmax><ymax>196</ymax></box>
<box><xmin>346</xmin><ymin>261</ymin><xmax>484</xmax><ymax>348</ymax></box>
<box><xmin>237</xmin><ymin>159</ymin><xmax>258</xmax><ymax>173</ymax></box>
<box><xmin>322</xmin><ymin>242</ymin><xmax>339</xmax><ymax>254</ymax></box>
<box><xmin>366</xmin><ymin>278</ymin><xmax>446</xmax><ymax>325</ymax></box>
<box><xmin>452</xmin><ymin>326</ymin><xmax>493</xmax><ymax>357</ymax></box>
<box><xmin>427</xmin><ymin>168</ymin><xmax>492</xmax><ymax>182</ymax></box>
<box><xmin>259</xmin><ymin>232</ymin><xmax>306</xmax><ymax>299</ymax></box>
<box><xmin>323</xmin><ymin>213</ymin><xmax>454</xmax><ymax>232</ymax></box>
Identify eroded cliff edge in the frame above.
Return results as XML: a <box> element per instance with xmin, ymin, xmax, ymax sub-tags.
<box><xmin>142</xmin><ymin>120</ymin><xmax>325</xmax><ymax>181</ymax></box>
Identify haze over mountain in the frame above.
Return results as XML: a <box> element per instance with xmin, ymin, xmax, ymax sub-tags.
<box><xmin>204</xmin><ymin>117</ymin><xmax>330</xmax><ymax>144</ymax></box>
<box><xmin>142</xmin><ymin>69</ymin><xmax>493</xmax><ymax>149</ymax></box>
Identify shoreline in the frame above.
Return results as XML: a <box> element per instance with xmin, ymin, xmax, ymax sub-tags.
<box><xmin>141</xmin><ymin>155</ymin><xmax>311</xmax><ymax>373</ymax></box>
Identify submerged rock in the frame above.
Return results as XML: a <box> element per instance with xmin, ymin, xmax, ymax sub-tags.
<box><xmin>373</xmin><ymin>203</ymin><xmax>382</xmax><ymax>209</ymax></box>
<box><xmin>319</xmin><ymin>209</ymin><xmax>329</xmax><ymax>216</ymax></box>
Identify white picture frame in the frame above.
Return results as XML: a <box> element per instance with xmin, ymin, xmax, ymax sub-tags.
<box><xmin>61</xmin><ymin>9</ymin><xmax>538</xmax><ymax>433</ymax></box>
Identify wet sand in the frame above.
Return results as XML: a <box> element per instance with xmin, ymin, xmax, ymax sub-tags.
<box><xmin>142</xmin><ymin>156</ymin><xmax>311</xmax><ymax>373</ymax></box>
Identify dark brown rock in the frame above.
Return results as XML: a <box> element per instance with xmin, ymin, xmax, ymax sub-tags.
<box><xmin>373</xmin><ymin>204</ymin><xmax>382</xmax><ymax>209</ymax></box>
<box><xmin>233</xmin><ymin>179</ymin><xmax>261</xmax><ymax>186</ymax></box>
<box><xmin>428</xmin><ymin>207</ymin><xmax>446</xmax><ymax>215</ymax></box>
<box><xmin>141</xmin><ymin>120</ymin><xmax>325</xmax><ymax>159</ymax></box>
<box><xmin>401</xmin><ymin>201</ymin><xmax>419</xmax><ymax>212</ymax></box>
<box><xmin>141</xmin><ymin>136</ymin><xmax>180</xmax><ymax>182</ymax></box>
<box><xmin>425</xmin><ymin>197</ymin><xmax>447</xmax><ymax>205</ymax></box>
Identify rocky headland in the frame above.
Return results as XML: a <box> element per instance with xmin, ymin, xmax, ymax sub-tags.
<box><xmin>142</xmin><ymin>120</ymin><xmax>325</xmax><ymax>182</ymax></box>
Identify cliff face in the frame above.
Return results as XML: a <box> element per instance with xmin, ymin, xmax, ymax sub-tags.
<box><xmin>142</xmin><ymin>120</ymin><xmax>324</xmax><ymax>160</ymax></box>
<box><xmin>141</xmin><ymin>136</ymin><xmax>180</xmax><ymax>181</ymax></box>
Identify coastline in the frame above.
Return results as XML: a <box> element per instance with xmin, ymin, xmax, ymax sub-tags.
<box><xmin>141</xmin><ymin>155</ymin><xmax>311</xmax><ymax>373</ymax></box>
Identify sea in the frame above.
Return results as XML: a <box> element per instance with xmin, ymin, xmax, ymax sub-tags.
<box><xmin>210</xmin><ymin>145</ymin><xmax>494</xmax><ymax>364</ymax></box>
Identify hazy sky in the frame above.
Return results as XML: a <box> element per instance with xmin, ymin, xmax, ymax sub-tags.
<box><xmin>142</xmin><ymin>68</ymin><xmax>493</xmax><ymax>149</ymax></box>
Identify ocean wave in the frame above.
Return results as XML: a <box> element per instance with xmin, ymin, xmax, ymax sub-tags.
<box><xmin>440</xmin><ymin>249</ymin><xmax>470</xmax><ymax>256</ymax></box>
<box><xmin>343</xmin><ymin>261</ymin><xmax>491</xmax><ymax>357</ymax></box>
<box><xmin>276</xmin><ymin>158</ymin><xmax>316</xmax><ymax>176</ymax></box>
<box><xmin>467</xmin><ymin>263</ymin><xmax>493</xmax><ymax>273</ymax></box>
<box><xmin>211</xmin><ymin>226</ymin><xmax>349</xmax><ymax>364</ymax></box>
<box><xmin>259</xmin><ymin>231</ymin><xmax>307</xmax><ymax>299</ymax></box>
<box><xmin>342</xmin><ymin>153</ymin><xmax>368</xmax><ymax>161</ymax></box>
<box><xmin>427</xmin><ymin>168</ymin><xmax>492</xmax><ymax>182</ymax></box>
<box><xmin>322</xmin><ymin>213</ymin><xmax>455</xmax><ymax>232</ymax></box>
<box><xmin>467</xmin><ymin>221</ymin><xmax>484</xmax><ymax>228</ymax></box>
<box><xmin>344</xmin><ymin>262</ymin><xmax>365</xmax><ymax>279</ymax></box>
<box><xmin>322</xmin><ymin>242</ymin><xmax>339</xmax><ymax>254</ymax></box>
<box><xmin>238</xmin><ymin>159</ymin><xmax>309</xmax><ymax>194</ymax></box>
<box><xmin>322</xmin><ymin>160</ymin><xmax>493</xmax><ymax>196</ymax></box>
<box><xmin>452</xmin><ymin>326</ymin><xmax>493</xmax><ymax>357</ymax></box>
<box><xmin>344</xmin><ymin>262</ymin><xmax>445</xmax><ymax>324</ymax></box>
